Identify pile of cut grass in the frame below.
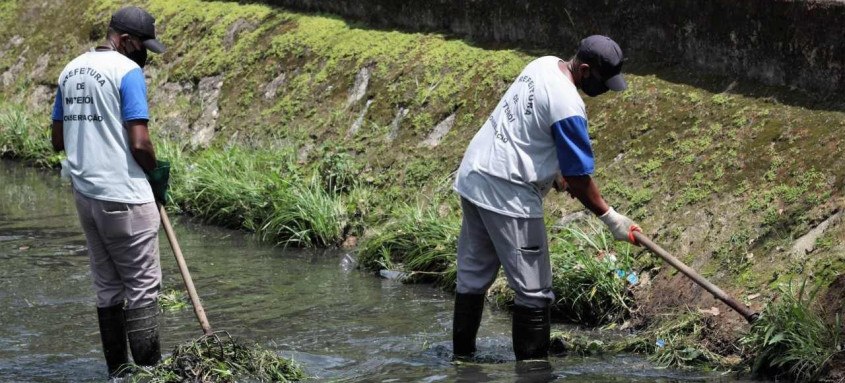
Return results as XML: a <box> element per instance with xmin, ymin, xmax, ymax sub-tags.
<box><xmin>130</xmin><ymin>332</ymin><xmax>304</xmax><ymax>383</ymax></box>
<box><xmin>741</xmin><ymin>281</ymin><xmax>842</xmax><ymax>382</ymax></box>
<box><xmin>617</xmin><ymin>311</ymin><xmax>737</xmax><ymax>370</ymax></box>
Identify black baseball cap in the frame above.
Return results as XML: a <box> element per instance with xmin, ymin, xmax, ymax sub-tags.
<box><xmin>576</xmin><ymin>35</ymin><xmax>626</xmax><ymax>91</ymax></box>
<box><xmin>109</xmin><ymin>6</ymin><xmax>166</xmax><ymax>53</ymax></box>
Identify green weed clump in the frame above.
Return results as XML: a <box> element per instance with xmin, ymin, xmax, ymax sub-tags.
<box><xmin>177</xmin><ymin>148</ymin><xmax>287</xmax><ymax>231</ymax></box>
<box><xmin>0</xmin><ymin>104</ymin><xmax>59</xmax><ymax>166</ymax></box>
<box><xmin>160</xmin><ymin>144</ymin><xmax>349</xmax><ymax>248</ymax></box>
<box><xmin>357</xmin><ymin>201</ymin><xmax>460</xmax><ymax>288</ymax></box>
<box><xmin>618</xmin><ymin>311</ymin><xmax>736</xmax><ymax>370</ymax></box>
<box><xmin>259</xmin><ymin>175</ymin><xmax>347</xmax><ymax>248</ymax></box>
<box><xmin>130</xmin><ymin>332</ymin><xmax>304</xmax><ymax>383</ymax></box>
<box><xmin>741</xmin><ymin>281</ymin><xmax>842</xmax><ymax>382</ymax></box>
<box><xmin>548</xmin><ymin>222</ymin><xmax>638</xmax><ymax>326</ymax></box>
<box><xmin>158</xmin><ymin>289</ymin><xmax>188</xmax><ymax>312</ymax></box>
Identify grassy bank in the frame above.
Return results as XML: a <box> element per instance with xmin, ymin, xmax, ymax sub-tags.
<box><xmin>2</xmin><ymin>0</ymin><xmax>844</xmax><ymax>377</ymax></box>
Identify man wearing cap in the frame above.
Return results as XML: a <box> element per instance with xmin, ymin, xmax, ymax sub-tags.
<box><xmin>50</xmin><ymin>6</ymin><xmax>167</xmax><ymax>377</ymax></box>
<box><xmin>452</xmin><ymin>35</ymin><xmax>642</xmax><ymax>361</ymax></box>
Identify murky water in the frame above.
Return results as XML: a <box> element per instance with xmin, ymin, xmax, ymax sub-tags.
<box><xmin>0</xmin><ymin>160</ymin><xmax>755</xmax><ymax>382</ymax></box>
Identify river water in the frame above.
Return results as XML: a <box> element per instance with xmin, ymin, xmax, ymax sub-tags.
<box><xmin>0</xmin><ymin>160</ymin><xmax>754</xmax><ymax>382</ymax></box>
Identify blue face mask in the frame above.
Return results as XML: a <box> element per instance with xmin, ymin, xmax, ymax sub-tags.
<box><xmin>581</xmin><ymin>73</ymin><xmax>609</xmax><ymax>97</ymax></box>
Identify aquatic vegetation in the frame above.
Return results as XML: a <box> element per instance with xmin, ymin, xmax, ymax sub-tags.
<box><xmin>259</xmin><ymin>175</ymin><xmax>347</xmax><ymax>248</ymax></box>
<box><xmin>547</xmin><ymin>222</ymin><xmax>639</xmax><ymax>326</ymax></box>
<box><xmin>0</xmin><ymin>104</ymin><xmax>58</xmax><ymax>166</ymax></box>
<box><xmin>356</xmin><ymin>200</ymin><xmax>460</xmax><ymax>289</ymax></box>
<box><xmin>177</xmin><ymin>148</ymin><xmax>288</xmax><ymax>231</ymax></box>
<box><xmin>549</xmin><ymin>330</ymin><xmax>609</xmax><ymax>356</ymax></box>
<box><xmin>616</xmin><ymin>311</ymin><xmax>738</xmax><ymax>370</ymax></box>
<box><xmin>158</xmin><ymin>289</ymin><xmax>188</xmax><ymax>312</ymax></box>
<box><xmin>740</xmin><ymin>281</ymin><xmax>841</xmax><ymax>382</ymax></box>
<box><xmin>129</xmin><ymin>332</ymin><xmax>304</xmax><ymax>382</ymax></box>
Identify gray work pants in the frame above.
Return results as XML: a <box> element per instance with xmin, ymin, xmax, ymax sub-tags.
<box><xmin>73</xmin><ymin>189</ymin><xmax>161</xmax><ymax>309</ymax></box>
<box><xmin>456</xmin><ymin>197</ymin><xmax>554</xmax><ymax>308</ymax></box>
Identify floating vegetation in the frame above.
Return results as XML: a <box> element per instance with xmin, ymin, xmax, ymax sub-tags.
<box><xmin>616</xmin><ymin>311</ymin><xmax>739</xmax><ymax>370</ymax></box>
<box><xmin>129</xmin><ymin>332</ymin><xmax>304</xmax><ymax>383</ymax></box>
<box><xmin>158</xmin><ymin>290</ymin><xmax>189</xmax><ymax>312</ymax></box>
<box><xmin>549</xmin><ymin>330</ymin><xmax>609</xmax><ymax>356</ymax></box>
<box><xmin>741</xmin><ymin>281</ymin><xmax>842</xmax><ymax>382</ymax></box>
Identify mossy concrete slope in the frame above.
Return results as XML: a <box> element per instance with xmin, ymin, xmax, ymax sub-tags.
<box><xmin>2</xmin><ymin>0</ymin><xmax>844</xmax><ymax>324</ymax></box>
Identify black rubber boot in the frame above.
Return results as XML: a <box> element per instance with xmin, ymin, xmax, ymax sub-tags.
<box><xmin>452</xmin><ymin>293</ymin><xmax>485</xmax><ymax>358</ymax></box>
<box><xmin>97</xmin><ymin>304</ymin><xmax>129</xmax><ymax>377</ymax></box>
<box><xmin>125</xmin><ymin>301</ymin><xmax>161</xmax><ymax>367</ymax></box>
<box><xmin>512</xmin><ymin>305</ymin><xmax>551</xmax><ymax>361</ymax></box>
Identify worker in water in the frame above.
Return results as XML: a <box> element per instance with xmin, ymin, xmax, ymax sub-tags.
<box><xmin>50</xmin><ymin>6</ymin><xmax>168</xmax><ymax>377</ymax></box>
<box><xmin>452</xmin><ymin>35</ymin><xmax>642</xmax><ymax>361</ymax></box>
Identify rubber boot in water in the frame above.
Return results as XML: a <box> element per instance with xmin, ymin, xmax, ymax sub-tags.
<box><xmin>125</xmin><ymin>301</ymin><xmax>161</xmax><ymax>366</ymax></box>
<box><xmin>453</xmin><ymin>293</ymin><xmax>485</xmax><ymax>358</ymax></box>
<box><xmin>97</xmin><ymin>304</ymin><xmax>129</xmax><ymax>377</ymax></box>
<box><xmin>512</xmin><ymin>305</ymin><xmax>550</xmax><ymax>361</ymax></box>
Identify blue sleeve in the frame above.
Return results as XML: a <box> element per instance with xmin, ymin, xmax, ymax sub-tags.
<box><xmin>551</xmin><ymin>116</ymin><xmax>595</xmax><ymax>176</ymax></box>
<box><xmin>51</xmin><ymin>88</ymin><xmax>63</xmax><ymax>121</ymax></box>
<box><xmin>119</xmin><ymin>68</ymin><xmax>149</xmax><ymax>122</ymax></box>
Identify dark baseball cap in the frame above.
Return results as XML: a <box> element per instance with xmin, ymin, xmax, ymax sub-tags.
<box><xmin>576</xmin><ymin>35</ymin><xmax>626</xmax><ymax>91</ymax></box>
<box><xmin>109</xmin><ymin>6</ymin><xmax>166</xmax><ymax>53</ymax></box>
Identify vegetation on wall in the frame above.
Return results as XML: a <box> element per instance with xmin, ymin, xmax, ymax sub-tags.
<box><xmin>1</xmin><ymin>0</ymin><xmax>843</xmax><ymax>376</ymax></box>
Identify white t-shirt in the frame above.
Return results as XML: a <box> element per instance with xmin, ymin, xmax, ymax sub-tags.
<box><xmin>52</xmin><ymin>50</ymin><xmax>154</xmax><ymax>204</ymax></box>
<box><xmin>454</xmin><ymin>56</ymin><xmax>595</xmax><ymax>218</ymax></box>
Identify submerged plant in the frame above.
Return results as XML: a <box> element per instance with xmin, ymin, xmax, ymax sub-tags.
<box><xmin>130</xmin><ymin>332</ymin><xmax>304</xmax><ymax>383</ymax></box>
<box><xmin>740</xmin><ymin>280</ymin><xmax>842</xmax><ymax>382</ymax></box>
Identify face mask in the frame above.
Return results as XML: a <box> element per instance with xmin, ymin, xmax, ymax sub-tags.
<box><xmin>580</xmin><ymin>74</ymin><xmax>609</xmax><ymax>97</ymax></box>
<box><xmin>126</xmin><ymin>47</ymin><xmax>148</xmax><ymax>68</ymax></box>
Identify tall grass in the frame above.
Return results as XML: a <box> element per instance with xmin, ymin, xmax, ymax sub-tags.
<box><xmin>259</xmin><ymin>175</ymin><xmax>347</xmax><ymax>247</ymax></box>
<box><xmin>357</xmin><ymin>200</ymin><xmax>460</xmax><ymax>288</ymax></box>
<box><xmin>0</xmin><ymin>104</ymin><xmax>58</xmax><ymax>166</ymax></box>
<box><xmin>741</xmin><ymin>281</ymin><xmax>842</xmax><ymax>382</ymax></box>
<box><xmin>178</xmin><ymin>148</ymin><xmax>285</xmax><ymax>230</ymax></box>
<box><xmin>548</xmin><ymin>221</ymin><xmax>637</xmax><ymax>325</ymax></box>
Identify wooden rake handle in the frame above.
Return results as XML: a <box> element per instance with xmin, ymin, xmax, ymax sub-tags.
<box><xmin>159</xmin><ymin>204</ymin><xmax>213</xmax><ymax>335</ymax></box>
<box><xmin>633</xmin><ymin>231</ymin><xmax>759</xmax><ymax>324</ymax></box>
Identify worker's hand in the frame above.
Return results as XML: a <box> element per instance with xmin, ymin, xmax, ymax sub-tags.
<box><xmin>146</xmin><ymin>160</ymin><xmax>171</xmax><ymax>205</ymax></box>
<box><xmin>598</xmin><ymin>207</ymin><xmax>641</xmax><ymax>245</ymax></box>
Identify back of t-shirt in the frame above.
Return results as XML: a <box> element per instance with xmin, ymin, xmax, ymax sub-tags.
<box><xmin>454</xmin><ymin>56</ymin><xmax>590</xmax><ymax>218</ymax></box>
<box><xmin>52</xmin><ymin>50</ymin><xmax>153</xmax><ymax>204</ymax></box>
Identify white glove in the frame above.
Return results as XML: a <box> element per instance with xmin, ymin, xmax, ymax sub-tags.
<box><xmin>599</xmin><ymin>207</ymin><xmax>640</xmax><ymax>244</ymax></box>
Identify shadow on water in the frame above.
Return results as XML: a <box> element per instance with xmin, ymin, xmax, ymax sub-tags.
<box><xmin>0</xmin><ymin>160</ymin><xmax>758</xmax><ymax>382</ymax></box>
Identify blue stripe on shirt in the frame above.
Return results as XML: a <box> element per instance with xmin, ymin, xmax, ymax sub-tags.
<box><xmin>51</xmin><ymin>88</ymin><xmax>63</xmax><ymax>121</ymax></box>
<box><xmin>119</xmin><ymin>68</ymin><xmax>149</xmax><ymax>122</ymax></box>
<box><xmin>551</xmin><ymin>116</ymin><xmax>595</xmax><ymax>176</ymax></box>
